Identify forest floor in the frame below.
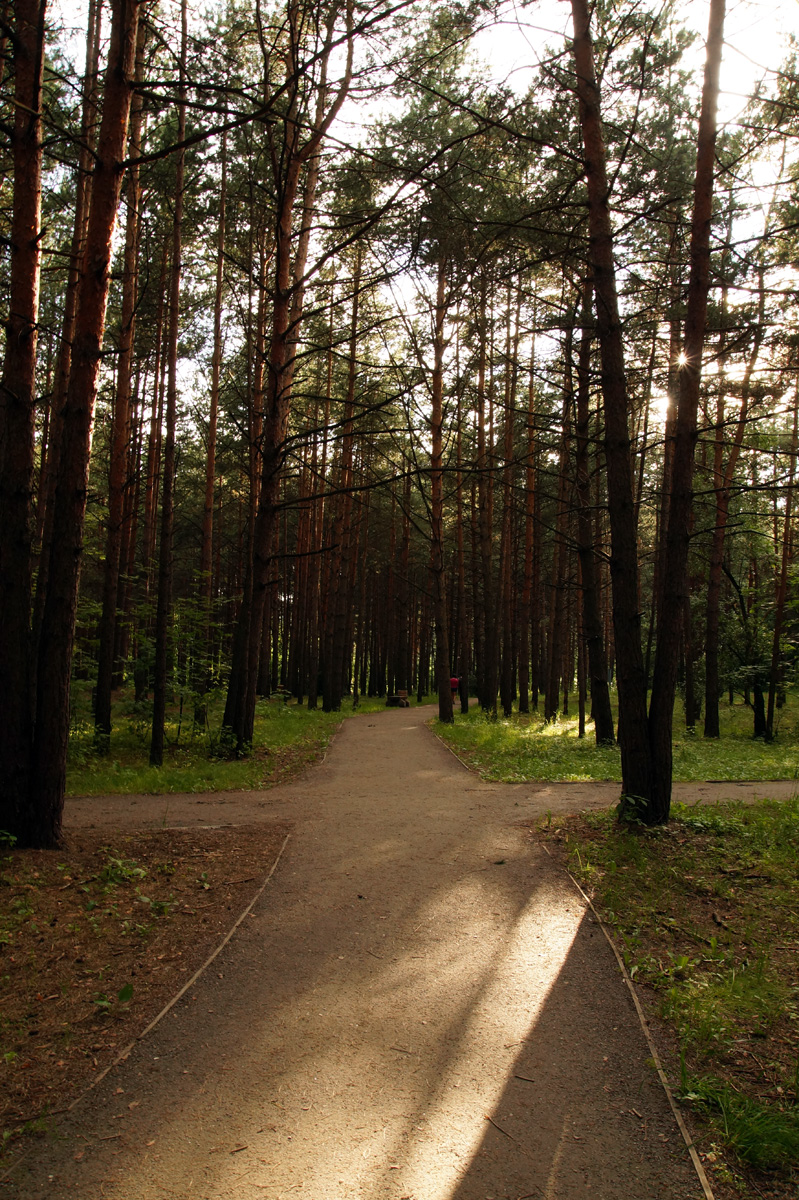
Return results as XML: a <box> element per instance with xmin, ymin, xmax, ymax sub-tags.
<box><xmin>1</xmin><ymin>706</ymin><xmax>795</xmax><ymax>1199</ymax></box>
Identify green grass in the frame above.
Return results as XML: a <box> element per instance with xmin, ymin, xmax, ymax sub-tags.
<box><xmin>680</xmin><ymin>1074</ymin><xmax>799</xmax><ymax>1172</ymax></box>
<box><xmin>67</xmin><ymin>688</ymin><xmax>435</xmax><ymax>797</ymax></box>
<box><xmin>435</xmin><ymin>696</ymin><xmax>799</xmax><ymax>783</ymax></box>
<box><xmin>546</xmin><ymin>796</ymin><xmax>799</xmax><ymax>1185</ymax></box>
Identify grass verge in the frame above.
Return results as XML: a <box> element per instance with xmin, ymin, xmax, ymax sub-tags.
<box><xmin>537</xmin><ymin>796</ymin><xmax>799</xmax><ymax>1196</ymax></box>
<box><xmin>67</xmin><ymin>689</ymin><xmax>432</xmax><ymax>797</ymax></box>
<box><xmin>436</xmin><ymin>698</ymin><xmax>799</xmax><ymax>783</ymax></box>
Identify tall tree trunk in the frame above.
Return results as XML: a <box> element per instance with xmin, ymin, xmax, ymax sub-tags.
<box><xmin>198</xmin><ymin>123</ymin><xmax>228</xmax><ymax>701</ymax></box>
<box><xmin>476</xmin><ymin>272</ymin><xmax>497</xmax><ymax>714</ymax></box>
<box><xmin>430</xmin><ymin>258</ymin><xmax>453</xmax><ymax>723</ymax></box>
<box><xmin>574</xmin><ymin>278</ymin><xmax>614</xmax><ymax>744</ymax></box>
<box><xmin>648</xmin><ymin>0</ymin><xmax>726</xmax><ymax>818</ymax></box>
<box><xmin>500</xmin><ymin>283</ymin><xmax>521</xmax><ymax>718</ymax></box>
<box><xmin>518</xmin><ymin>330</ymin><xmax>536</xmax><ymax>716</ymax></box>
<box><xmin>0</xmin><ymin>0</ymin><xmax>47</xmax><ymax>844</ymax></box>
<box><xmin>31</xmin><ymin>0</ymin><xmax>142</xmax><ymax>847</ymax></box>
<box><xmin>32</xmin><ymin>0</ymin><xmax>102</xmax><ymax>654</ymax></box>
<box><xmin>141</xmin><ymin>249</ymin><xmax>169</xmax><ymax>601</ymax></box>
<box><xmin>570</xmin><ymin>0</ymin><xmax>653</xmax><ymax>812</ymax></box>
<box><xmin>455</xmin><ymin>331</ymin><xmax>470</xmax><ymax>713</ymax></box>
<box><xmin>94</xmin><ymin>19</ymin><xmax>145</xmax><ymax>750</ymax></box>
<box><xmin>324</xmin><ymin>251</ymin><xmax>361</xmax><ymax>712</ymax></box>
<box><xmin>223</xmin><ymin>3</ymin><xmax>353</xmax><ymax>749</ymax></box>
<box><xmin>704</xmin><ymin>261</ymin><xmax>767</xmax><ymax>735</ymax></box>
<box><xmin>766</xmin><ymin>396</ymin><xmax>798</xmax><ymax>739</ymax></box>
<box><xmin>150</xmin><ymin>0</ymin><xmax>186</xmax><ymax>767</ymax></box>
<box><xmin>306</xmin><ymin>335</ymin><xmax>333</xmax><ymax>710</ymax></box>
<box><xmin>545</xmin><ymin>345</ymin><xmax>573</xmax><ymax>725</ymax></box>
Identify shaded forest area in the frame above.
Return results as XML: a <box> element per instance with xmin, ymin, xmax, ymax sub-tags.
<box><xmin>2</xmin><ymin>0</ymin><xmax>799</xmax><ymax>846</ymax></box>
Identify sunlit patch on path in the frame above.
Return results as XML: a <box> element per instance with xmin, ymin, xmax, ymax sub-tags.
<box><xmin>14</xmin><ymin>706</ymin><xmax>701</xmax><ymax>1199</ymax></box>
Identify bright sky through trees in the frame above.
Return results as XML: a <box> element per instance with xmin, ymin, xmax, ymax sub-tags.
<box><xmin>473</xmin><ymin>0</ymin><xmax>798</xmax><ymax>121</ymax></box>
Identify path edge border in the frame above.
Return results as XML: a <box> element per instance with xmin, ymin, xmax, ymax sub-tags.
<box><xmin>73</xmin><ymin>830</ymin><xmax>292</xmax><ymax>1105</ymax></box>
<box><xmin>0</xmin><ymin>832</ymin><xmax>291</xmax><ymax>1186</ymax></box>
<box><xmin>546</xmin><ymin>846</ymin><xmax>716</xmax><ymax>1200</ymax></box>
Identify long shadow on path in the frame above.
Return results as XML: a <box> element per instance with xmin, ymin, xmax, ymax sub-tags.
<box><xmin>9</xmin><ymin>707</ymin><xmax>703</xmax><ymax>1199</ymax></box>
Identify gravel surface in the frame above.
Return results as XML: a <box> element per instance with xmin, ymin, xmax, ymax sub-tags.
<box><xmin>4</xmin><ymin>705</ymin><xmax>761</xmax><ymax>1199</ymax></box>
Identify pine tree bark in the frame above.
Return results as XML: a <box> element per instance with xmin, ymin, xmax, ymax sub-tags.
<box><xmin>475</xmin><ymin>273</ymin><xmax>497</xmax><ymax>714</ymax></box>
<box><xmin>500</xmin><ymin>284</ymin><xmax>521</xmax><ymax>718</ymax></box>
<box><xmin>150</xmin><ymin>0</ymin><xmax>186</xmax><ymax>767</ymax></box>
<box><xmin>518</xmin><ymin>332</ymin><xmax>536</xmax><ymax>715</ymax></box>
<box><xmin>30</xmin><ymin>0</ymin><xmax>142</xmax><ymax>846</ymax></box>
<box><xmin>766</xmin><ymin>396</ymin><xmax>798</xmax><ymax>739</ymax></box>
<box><xmin>33</xmin><ymin>0</ymin><xmax>102</xmax><ymax>651</ymax></box>
<box><xmin>574</xmin><ymin>278</ymin><xmax>614</xmax><ymax>744</ymax></box>
<box><xmin>0</xmin><ymin>0</ymin><xmax>47</xmax><ymax>844</ymax></box>
<box><xmin>141</xmin><ymin>250</ymin><xmax>169</xmax><ymax>601</ymax></box>
<box><xmin>704</xmin><ymin>274</ymin><xmax>766</xmax><ymax>735</ymax></box>
<box><xmin>223</xmin><ymin>3</ymin><xmax>353</xmax><ymax>749</ymax></box>
<box><xmin>306</xmin><ymin>340</ymin><xmax>333</xmax><ymax>709</ymax></box>
<box><xmin>455</xmin><ymin>340</ymin><xmax>470</xmax><ymax>713</ymax></box>
<box><xmin>430</xmin><ymin>258</ymin><xmax>453</xmax><ymax>723</ymax></box>
<box><xmin>545</xmin><ymin>335</ymin><xmax>574</xmax><ymax>724</ymax></box>
<box><xmin>94</xmin><ymin>18</ymin><xmax>145</xmax><ymax>750</ymax></box>
<box><xmin>570</xmin><ymin>0</ymin><xmax>652</xmax><ymax>811</ymax></box>
<box><xmin>323</xmin><ymin>251</ymin><xmax>362</xmax><ymax>712</ymax></box>
<box><xmin>648</xmin><ymin>0</ymin><xmax>726</xmax><ymax>818</ymax></box>
<box><xmin>197</xmin><ymin>122</ymin><xmax>228</xmax><ymax>705</ymax></box>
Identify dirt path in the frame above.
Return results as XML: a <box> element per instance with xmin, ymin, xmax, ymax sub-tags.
<box><xmin>11</xmin><ymin>705</ymin><xmax>779</xmax><ymax>1199</ymax></box>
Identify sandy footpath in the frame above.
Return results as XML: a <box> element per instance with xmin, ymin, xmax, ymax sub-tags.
<box><xmin>8</xmin><ymin>705</ymin><xmax>780</xmax><ymax>1199</ymax></box>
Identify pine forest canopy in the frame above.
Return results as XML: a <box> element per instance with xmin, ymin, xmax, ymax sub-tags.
<box><xmin>2</xmin><ymin>0</ymin><xmax>799</xmax><ymax>846</ymax></box>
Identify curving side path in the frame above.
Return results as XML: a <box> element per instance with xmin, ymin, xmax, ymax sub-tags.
<box><xmin>8</xmin><ymin>705</ymin><xmax>754</xmax><ymax>1199</ymax></box>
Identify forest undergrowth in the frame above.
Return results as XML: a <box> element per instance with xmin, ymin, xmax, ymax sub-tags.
<box><xmin>538</xmin><ymin>797</ymin><xmax>799</xmax><ymax>1198</ymax></box>
<box><xmin>66</xmin><ymin>687</ymin><xmax>421</xmax><ymax>797</ymax></box>
<box><xmin>68</xmin><ymin>689</ymin><xmax>799</xmax><ymax>798</ymax></box>
<box><xmin>437</xmin><ymin>695</ymin><xmax>799</xmax><ymax>783</ymax></box>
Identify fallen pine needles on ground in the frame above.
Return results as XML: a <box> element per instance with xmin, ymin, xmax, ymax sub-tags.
<box><xmin>536</xmin><ymin>796</ymin><xmax>799</xmax><ymax>1199</ymax></box>
<box><xmin>0</xmin><ymin>822</ymin><xmax>289</xmax><ymax>1158</ymax></box>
